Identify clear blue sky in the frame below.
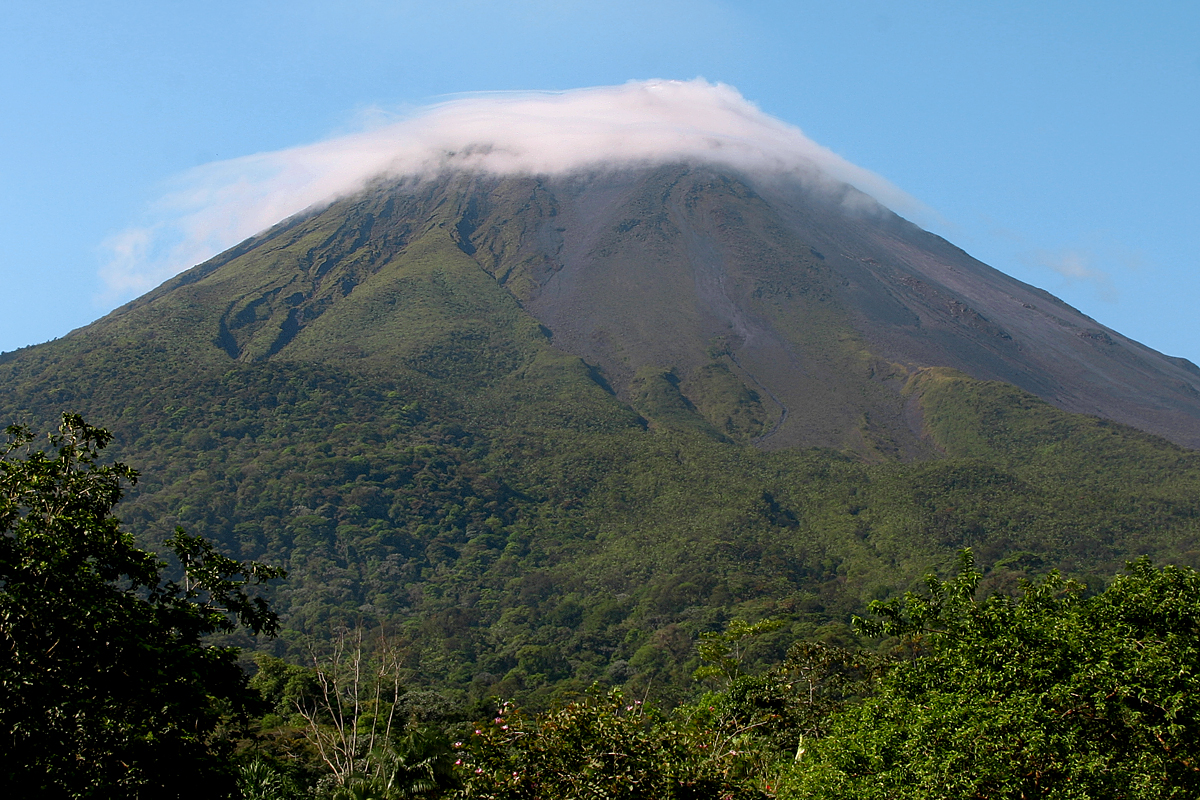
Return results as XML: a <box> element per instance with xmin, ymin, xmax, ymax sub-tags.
<box><xmin>3</xmin><ymin>1</ymin><xmax>1198</xmax><ymax>362</ymax></box>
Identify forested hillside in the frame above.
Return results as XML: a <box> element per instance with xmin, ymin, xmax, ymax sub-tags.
<box><xmin>3</xmin><ymin>166</ymin><xmax>1200</xmax><ymax>711</ymax></box>
<box><xmin>6</xmin><ymin>421</ymin><xmax>1198</xmax><ymax>797</ymax></box>
<box><xmin>4</xmin><ymin>343</ymin><xmax>1199</xmax><ymax>709</ymax></box>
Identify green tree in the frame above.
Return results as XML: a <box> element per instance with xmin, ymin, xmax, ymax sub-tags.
<box><xmin>785</xmin><ymin>552</ymin><xmax>1200</xmax><ymax>800</ymax></box>
<box><xmin>456</xmin><ymin>687</ymin><xmax>768</xmax><ymax>800</ymax></box>
<box><xmin>693</xmin><ymin>618</ymin><xmax>786</xmax><ymax>688</ymax></box>
<box><xmin>328</xmin><ymin>728</ymin><xmax>459</xmax><ymax>800</ymax></box>
<box><xmin>0</xmin><ymin>414</ymin><xmax>285</xmax><ymax>798</ymax></box>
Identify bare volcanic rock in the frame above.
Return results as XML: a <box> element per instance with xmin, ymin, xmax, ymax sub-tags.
<box><xmin>8</xmin><ymin>163</ymin><xmax>1200</xmax><ymax>451</ymax></box>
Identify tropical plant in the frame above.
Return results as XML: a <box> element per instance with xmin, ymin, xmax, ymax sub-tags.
<box><xmin>784</xmin><ymin>552</ymin><xmax>1200</xmax><ymax>800</ymax></box>
<box><xmin>238</xmin><ymin>758</ymin><xmax>302</xmax><ymax>800</ymax></box>
<box><xmin>456</xmin><ymin>687</ymin><xmax>769</xmax><ymax>799</ymax></box>
<box><xmin>329</xmin><ymin>728</ymin><xmax>459</xmax><ymax>799</ymax></box>
<box><xmin>0</xmin><ymin>414</ymin><xmax>284</xmax><ymax>797</ymax></box>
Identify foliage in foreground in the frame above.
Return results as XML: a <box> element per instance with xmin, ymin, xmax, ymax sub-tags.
<box><xmin>436</xmin><ymin>557</ymin><xmax>1200</xmax><ymax>800</ymax></box>
<box><xmin>782</xmin><ymin>553</ymin><xmax>1200</xmax><ymax>799</ymax></box>
<box><xmin>456</xmin><ymin>688</ymin><xmax>771</xmax><ymax>800</ymax></box>
<box><xmin>247</xmin><ymin>555</ymin><xmax>1200</xmax><ymax>800</ymax></box>
<box><xmin>0</xmin><ymin>415</ymin><xmax>284</xmax><ymax>797</ymax></box>
<box><xmin>8</xmin><ymin>415</ymin><xmax>1200</xmax><ymax>799</ymax></box>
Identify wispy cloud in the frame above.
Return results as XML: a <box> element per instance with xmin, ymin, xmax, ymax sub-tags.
<box><xmin>1025</xmin><ymin>248</ymin><xmax>1117</xmax><ymax>302</ymax></box>
<box><xmin>99</xmin><ymin>79</ymin><xmax>925</xmax><ymax>298</ymax></box>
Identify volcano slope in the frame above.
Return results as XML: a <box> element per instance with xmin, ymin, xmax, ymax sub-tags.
<box><xmin>4</xmin><ymin>164</ymin><xmax>1200</xmax><ymax>703</ymax></box>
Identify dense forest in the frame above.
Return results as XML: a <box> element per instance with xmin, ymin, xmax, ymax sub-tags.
<box><xmin>4</xmin><ymin>415</ymin><xmax>1200</xmax><ymax>798</ymax></box>
<box><xmin>4</xmin><ymin>347</ymin><xmax>1200</xmax><ymax>699</ymax></box>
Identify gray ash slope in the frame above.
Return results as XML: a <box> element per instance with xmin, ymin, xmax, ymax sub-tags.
<box><xmin>408</xmin><ymin>163</ymin><xmax>1200</xmax><ymax>450</ymax></box>
<box><xmin>14</xmin><ymin>161</ymin><xmax>1200</xmax><ymax>452</ymax></box>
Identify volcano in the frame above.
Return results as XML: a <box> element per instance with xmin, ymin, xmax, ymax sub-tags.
<box><xmin>5</xmin><ymin>142</ymin><xmax>1200</xmax><ymax>699</ymax></box>
<box><xmin>65</xmin><ymin>162</ymin><xmax>1200</xmax><ymax>452</ymax></box>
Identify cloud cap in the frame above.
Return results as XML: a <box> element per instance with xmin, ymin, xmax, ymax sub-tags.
<box><xmin>102</xmin><ymin>79</ymin><xmax>919</xmax><ymax>297</ymax></box>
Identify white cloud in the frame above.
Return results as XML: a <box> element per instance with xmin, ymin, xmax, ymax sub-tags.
<box><xmin>100</xmin><ymin>79</ymin><xmax>925</xmax><ymax>297</ymax></box>
<box><xmin>1027</xmin><ymin>248</ymin><xmax>1117</xmax><ymax>301</ymax></box>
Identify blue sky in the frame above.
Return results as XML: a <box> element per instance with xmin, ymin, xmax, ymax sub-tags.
<box><xmin>3</xmin><ymin>1</ymin><xmax>1198</xmax><ymax>362</ymax></box>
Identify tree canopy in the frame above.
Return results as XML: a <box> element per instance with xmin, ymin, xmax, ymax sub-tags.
<box><xmin>785</xmin><ymin>553</ymin><xmax>1200</xmax><ymax>799</ymax></box>
<box><xmin>6</xmin><ymin>414</ymin><xmax>1200</xmax><ymax>800</ymax></box>
<box><xmin>0</xmin><ymin>414</ymin><xmax>284</xmax><ymax>797</ymax></box>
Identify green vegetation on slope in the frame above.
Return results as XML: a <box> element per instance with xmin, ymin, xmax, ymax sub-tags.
<box><xmin>238</xmin><ymin>555</ymin><xmax>1200</xmax><ymax>799</ymax></box>
<box><xmin>2</xmin><ymin>173</ymin><xmax>1199</xmax><ymax>711</ymax></box>
<box><xmin>0</xmin><ymin>416</ymin><xmax>282</xmax><ymax>797</ymax></box>
<box><xmin>4</xmin><ymin>342</ymin><xmax>1200</xmax><ymax>709</ymax></box>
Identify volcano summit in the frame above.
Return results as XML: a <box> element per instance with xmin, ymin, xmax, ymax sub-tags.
<box><xmin>86</xmin><ymin>80</ymin><xmax>1200</xmax><ymax>450</ymax></box>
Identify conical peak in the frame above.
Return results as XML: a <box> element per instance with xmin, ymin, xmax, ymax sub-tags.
<box><xmin>102</xmin><ymin>82</ymin><xmax>925</xmax><ymax>299</ymax></box>
<box><xmin>72</xmin><ymin>160</ymin><xmax>1200</xmax><ymax>450</ymax></box>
